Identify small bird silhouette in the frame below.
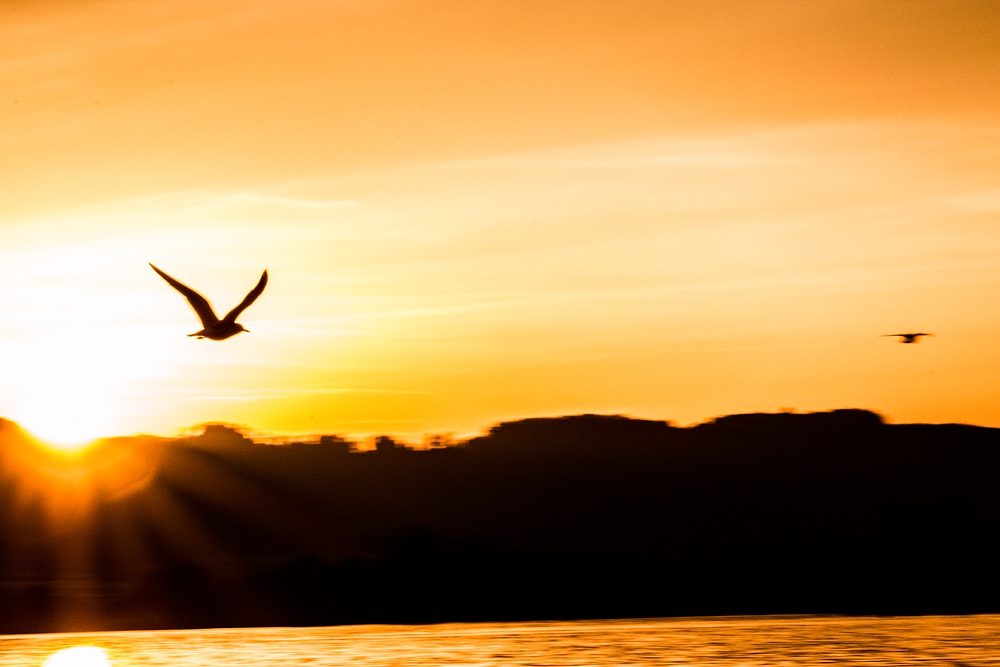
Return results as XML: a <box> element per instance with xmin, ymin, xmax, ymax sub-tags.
<box><xmin>150</xmin><ymin>263</ymin><xmax>268</xmax><ymax>340</ymax></box>
<box><xmin>881</xmin><ymin>333</ymin><xmax>933</xmax><ymax>344</ymax></box>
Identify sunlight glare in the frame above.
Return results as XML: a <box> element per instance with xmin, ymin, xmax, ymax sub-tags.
<box><xmin>6</xmin><ymin>331</ymin><xmax>133</xmax><ymax>449</ymax></box>
<box><xmin>42</xmin><ymin>647</ymin><xmax>111</xmax><ymax>667</ymax></box>
<box><xmin>0</xmin><ymin>244</ymin><xmax>173</xmax><ymax>447</ymax></box>
<box><xmin>17</xmin><ymin>385</ymin><xmax>112</xmax><ymax>451</ymax></box>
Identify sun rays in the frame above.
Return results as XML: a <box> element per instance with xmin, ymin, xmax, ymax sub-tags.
<box><xmin>0</xmin><ymin>420</ymin><xmax>305</xmax><ymax>632</ymax></box>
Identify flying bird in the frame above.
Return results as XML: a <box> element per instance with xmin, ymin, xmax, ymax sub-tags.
<box><xmin>881</xmin><ymin>333</ymin><xmax>933</xmax><ymax>344</ymax></box>
<box><xmin>150</xmin><ymin>263</ymin><xmax>268</xmax><ymax>340</ymax></box>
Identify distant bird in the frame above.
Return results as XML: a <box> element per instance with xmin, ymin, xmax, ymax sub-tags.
<box><xmin>881</xmin><ymin>333</ymin><xmax>933</xmax><ymax>344</ymax></box>
<box><xmin>150</xmin><ymin>263</ymin><xmax>268</xmax><ymax>340</ymax></box>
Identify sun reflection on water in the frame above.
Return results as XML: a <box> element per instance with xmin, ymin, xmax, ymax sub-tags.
<box><xmin>3</xmin><ymin>616</ymin><xmax>1000</xmax><ymax>667</ymax></box>
<box><xmin>42</xmin><ymin>647</ymin><xmax>111</xmax><ymax>667</ymax></box>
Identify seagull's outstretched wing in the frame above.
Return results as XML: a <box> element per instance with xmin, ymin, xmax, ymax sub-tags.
<box><xmin>149</xmin><ymin>263</ymin><xmax>220</xmax><ymax>328</ymax></box>
<box><xmin>222</xmin><ymin>270</ymin><xmax>268</xmax><ymax>324</ymax></box>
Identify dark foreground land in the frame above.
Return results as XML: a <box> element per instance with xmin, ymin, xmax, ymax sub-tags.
<box><xmin>1</xmin><ymin>409</ymin><xmax>999</xmax><ymax>633</ymax></box>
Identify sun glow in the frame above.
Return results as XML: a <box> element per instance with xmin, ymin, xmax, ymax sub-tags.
<box><xmin>17</xmin><ymin>387</ymin><xmax>113</xmax><ymax>451</ymax></box>
<box><xmin>5</xmin><ymin>329</ymin><xmax>160</xmax><ymax>449</ymax></box>
<box><xmin>8</xmin><ymin>354</ymin><xmax>116</xmax><ymax>450</ymax></box>
<box><xmin>0</xmin><ymin>243</ymin><xmax>175</xmax><ymax>447</ymax></box>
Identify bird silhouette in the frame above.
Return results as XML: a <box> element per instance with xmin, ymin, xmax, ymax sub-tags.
<box><xmin>881</xmin><ymin>333</ymin><xmax>933</xmax><ymax>344</ymax></box>
<box><xmin>150</xmin><ymin>263</ymin><xmax>268</xmax><ymax>340</ymax></box>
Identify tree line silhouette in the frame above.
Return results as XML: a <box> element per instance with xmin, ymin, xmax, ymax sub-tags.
<box><xmin>0</xmin><ymin>409</ymin><xmax>998</xmax><ymax>633</ymax></box>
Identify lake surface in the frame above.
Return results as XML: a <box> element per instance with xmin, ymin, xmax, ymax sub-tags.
<box><xmin>2</xmin><ymin>615</ymin><xmax>1000</xmax><ymax>666</ymax></box>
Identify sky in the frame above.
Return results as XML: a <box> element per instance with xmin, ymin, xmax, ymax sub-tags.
<box><xmin>1</xmin><ymin>0</ymin><xmax>998</xmax><ymax>445</ymax></box>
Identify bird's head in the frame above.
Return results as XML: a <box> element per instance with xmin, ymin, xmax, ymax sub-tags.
<box><xmin>238</xmin><ymin>324</ymin><xmax>250</xmax><ymax>334</ymax></box>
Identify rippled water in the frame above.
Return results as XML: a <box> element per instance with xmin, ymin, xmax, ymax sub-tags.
<box><xmin>3</xmin><ymin>615</ymin><xmax>1000</xmax><ymax>666</ymax></box>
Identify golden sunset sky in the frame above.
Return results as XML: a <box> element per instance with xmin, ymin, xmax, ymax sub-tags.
<box><xmin>1</xmin><ymin>0</ymin><xmax>998</xmax><ymax>444</ymax></box>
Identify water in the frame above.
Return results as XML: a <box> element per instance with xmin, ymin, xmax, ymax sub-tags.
<box><xmin>3</xmin><ymin>615</ymin><xmax>1000</xmax><ymax>666</ymax></box>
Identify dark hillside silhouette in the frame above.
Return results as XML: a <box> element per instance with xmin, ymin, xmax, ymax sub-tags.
<box><xmin>0</xmin><ymin>410</ymin><xmax>998</xmax><ymax>633</ymax></box>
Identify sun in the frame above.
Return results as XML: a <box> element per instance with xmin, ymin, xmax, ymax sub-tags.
<box><xmin>16</xmin><ymin>384</ymin><xmax>114</xmax><ymax>451</ymax></box>
<box><xmin>43</xmin><ymin>647</ymin><xmax>112</xmax><ymax>667</ymax></box>
<box><xmin>4</xmin><ymin>325</ymin><xmax>169</xmax><ymax>450</ymax></box>
<box><xmin>0</xmin><ymin>240</ymin><xmax>189</xmax><ymax>448</ymax></box>
<box><xmin>8</xmin><ymin>337</ymin><xmax>119</xmax><ymax>450</ymax></box>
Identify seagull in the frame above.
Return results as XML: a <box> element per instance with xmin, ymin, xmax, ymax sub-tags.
<box><xmin>150</xmin><ymin>263</ymin><xmax>268</xmax><ymax>340</ymax></box>
<box><xmin>881</xmin><ymin>333</ymin><xmax>933</xmax><ymax>344</ymax></box>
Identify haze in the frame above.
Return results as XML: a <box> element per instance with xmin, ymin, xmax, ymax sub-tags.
<box><xmin>1</xmin><ymin>0</ymin><xmax>997</xmax><ymax>444</ymax></box>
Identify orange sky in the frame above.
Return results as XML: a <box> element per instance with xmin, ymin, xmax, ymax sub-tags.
<box><xmin>1</xmin><ymin>0</ymin><xmax>998</xmax><ymax>444</ymax></box>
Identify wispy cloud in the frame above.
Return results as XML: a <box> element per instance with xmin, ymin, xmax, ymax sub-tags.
<box><xmin>190</xmin><ymin>387</ymin><xmax>431</xmax><ymax>402</ymax></box>
<box><xmin>430</xmin><ymin>133</ymin><xmax>790</xmax><ymax>172</ymax></box>
<box><xmin>435</xmin><ymin>153</ymin><xmax>782</xmax><ymax>171</ymax></box>
<box><xmin>216</xmin><ymin>194</ymin><xmax>359</xmax><ymax>209</ymax></box>
<box><xmin>177</xmin><ymin>192</ymin><xmax>359</xmax><ymax>214</ymax></box>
